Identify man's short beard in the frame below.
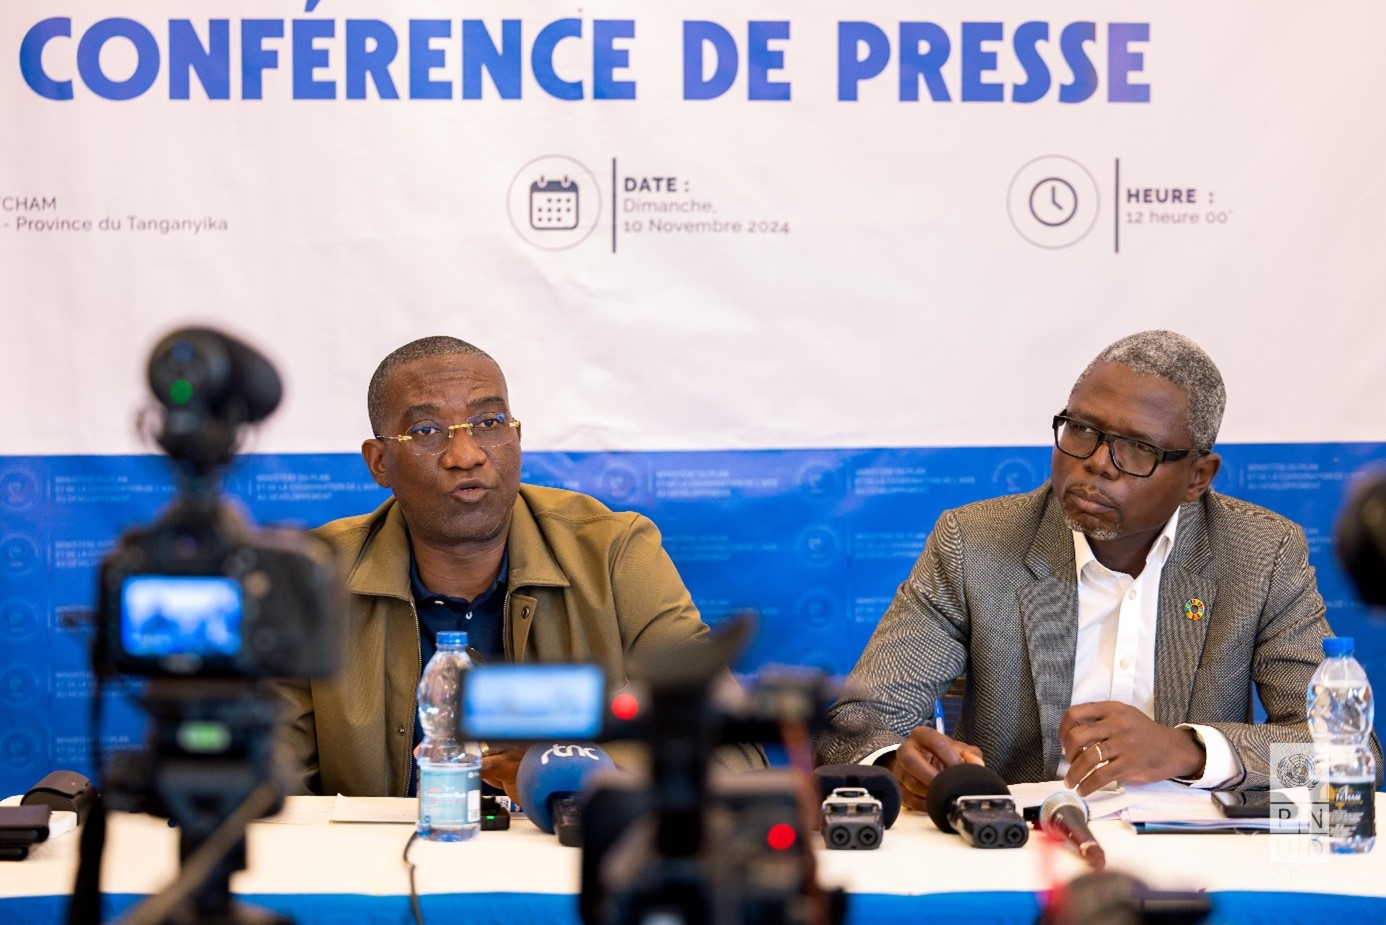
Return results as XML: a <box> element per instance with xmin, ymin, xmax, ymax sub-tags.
<box><xmin>1064</xmin><ymin>513</ymin><xmax>1119</xmax><ymax>542</ymax></box>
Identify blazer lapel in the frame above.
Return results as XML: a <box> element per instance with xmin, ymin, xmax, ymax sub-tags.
<box><xmin>1154</xmin><ymin>499</ymin><xmax>1216</xmax><ymax>727</ymax></box>
<box><xmin>1020</xmin><ymin>494</ymin><xmax>1079</xmax><ymax>776</ymax></box>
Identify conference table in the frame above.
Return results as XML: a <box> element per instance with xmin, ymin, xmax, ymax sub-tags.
<box><xmin>4</xmin><ymin>793</ymin><xmax>1386</xmax><ymax>925</ymax></box>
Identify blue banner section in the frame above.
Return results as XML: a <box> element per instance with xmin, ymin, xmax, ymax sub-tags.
<box><xmin>2</xmin><ymin>443</ymin><xmax>1385</xmax><ymax>798</ymax></box>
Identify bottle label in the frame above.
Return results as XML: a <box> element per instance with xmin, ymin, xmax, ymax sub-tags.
<box><xmin>1322</xmin><ymin>780</ymin><xmax>1376</xmax><ymax>841</ymax></box>
<box><xmin>419</xmin><ymin>765</ymin><xmax>481</xmax><ymax>828</ymax></box>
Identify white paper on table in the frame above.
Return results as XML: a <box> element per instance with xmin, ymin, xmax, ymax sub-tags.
<box><xmin>1007</xmin><ymin>780</ymin><xmax>1133</xmax><ymax>820</ymax></box>
<box><xmin>329</xmin><ymin>794</ymin><xmax>417</xmax><ymax>824</ymax></box>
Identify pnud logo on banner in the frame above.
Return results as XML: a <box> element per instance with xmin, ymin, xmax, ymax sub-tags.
<box><xmin>508</xmin><ymin>156</ymin><xmax>602</xmax><ymax>251</ymax></box>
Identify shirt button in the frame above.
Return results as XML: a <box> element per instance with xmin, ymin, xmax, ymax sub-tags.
<box><xmin>1127</xmin><ymin>589</ymin><xmax>1137</xmax><ymax>600</ymax></box>
<box><xmin>397</xmin><ymin>725</ymin><xmax>407</xmax><ymax>736</ymax></box>
<box><xmin>1119</xmin><ymin>657</ymin><xmax>1132</xmax><ymax>670</ymax></box>
<box><xmin>433</xmin><ymin>600</ymin><xmax>444</xmax><ymax>606</ymax></box>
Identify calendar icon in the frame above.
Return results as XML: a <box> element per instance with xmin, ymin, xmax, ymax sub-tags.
<box><xmin>529</xmin><ymin>177</ymin><xmax>579</xmax><ymax>230</ymax></box>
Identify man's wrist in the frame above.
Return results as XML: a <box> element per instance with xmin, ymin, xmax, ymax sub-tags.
<box><xmin>1179</xmin><ymin>726</ymin><xmax>1207</xmax><ymax>780</ymax></box>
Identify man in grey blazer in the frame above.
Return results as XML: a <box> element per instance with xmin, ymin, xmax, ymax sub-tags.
<box><xmin>816</xmin><ymin>330</ymin><xmax>1382</xmax><ymax>809</ymax></box>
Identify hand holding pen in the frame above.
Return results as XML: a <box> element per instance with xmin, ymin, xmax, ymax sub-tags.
<box><xmin>881</xmin><ymin>700</ymin><xmax>986</xmax><ymax>812</ymax></box>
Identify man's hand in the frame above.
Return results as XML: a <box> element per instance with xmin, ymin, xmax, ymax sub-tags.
<box><xmin>1060</xmin><ymin>701</ymin><xmax>1206</xmax><ymax>796</ymax></box>
<box><xmin>480</xmin><ymin>746</ymin><xmax>525</xmax><ymax>805</ymax></box>
<box><xmin>883</xmin><ymin>726</ymin><xmax>986</xmax><ymax>812</ymax></box>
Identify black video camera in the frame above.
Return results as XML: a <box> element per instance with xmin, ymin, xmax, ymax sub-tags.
<box><xmin>1337</xmin><ymin>467</ymin><xmax>1386</xmax><ymax>611</ymax></box>
<box><xmin>95</xmin><ymin>327</ymin><xmax>342</xmax><ymax>680</ymax></box>
<box><xmin>456</xmin><ymin>616</ymin><xmax>846</xmax><ymax>925</ymax></box>
<box><xmin>75</xmin><ymin>327</ymin><xmax>344</xmax><ymax>925</ymax></box>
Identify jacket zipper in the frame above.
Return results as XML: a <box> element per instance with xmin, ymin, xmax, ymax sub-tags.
<box><xmin>405</xmin><ymin>599</ymin><xmax>422</xmax><ymax>797</ymax></box>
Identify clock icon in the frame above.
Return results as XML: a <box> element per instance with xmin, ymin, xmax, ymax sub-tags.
<box><xmin>1029</xmin><ymin>177</ymin><xmax>1078</xmax><ymax>227</ymax></box>
<box><xmin>1007</xmin><ymin>156</ymin><xmax>1099</xmax><ymax>248</ymax></box>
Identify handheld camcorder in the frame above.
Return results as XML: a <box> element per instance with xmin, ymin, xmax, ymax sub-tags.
<box><xmin>457</xmin><ymin>616</ymin><xmax>846</xmax><ymax>925</ymax></box>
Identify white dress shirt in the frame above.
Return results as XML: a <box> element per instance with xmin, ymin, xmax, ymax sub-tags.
<box><xmin>869</xmin><ymin>507</ymin><xmax>1241</xmax><ymax>788</ymax></box>
<box><xmin>1060</xmin><ymin>506</ymin><xmax>1236</xmax><ymax>787</ymax></box>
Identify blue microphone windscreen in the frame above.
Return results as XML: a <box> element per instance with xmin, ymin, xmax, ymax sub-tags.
<box><xmin>516</xmin><ymin>742</ymin><xmax>615</xmax><ymax>834</ymax></box>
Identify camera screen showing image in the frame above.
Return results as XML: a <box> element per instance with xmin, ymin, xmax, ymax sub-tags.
<box><xmin>460</xmin><ymin>664</ymin><xmax>606</xmax><ymax>741</ymax></box>
<box><xmin>120</xmin><ymin>575</ymin><xmax>243</xmax><ymax>660</ymax></box>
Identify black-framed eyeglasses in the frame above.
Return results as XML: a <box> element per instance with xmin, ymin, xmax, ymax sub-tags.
<box><xmin>375</xmin><ymin>413</ymin><xmax>520</xmax><ymax>456</ymax></box>
<box><xmin>1052</xmin><ymin>413</ymin><xmax>1202</xmax><ymax>478</ymax></box>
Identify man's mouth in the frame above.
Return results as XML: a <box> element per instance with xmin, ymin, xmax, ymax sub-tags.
<box><xmin>1065</xmin><ymin>487</ymin><xmax>1116</xmax><ymax>517</ymax></box>
<box><xmin>451</xmin><ymin>482</ymin><xmax>488</xmax><ymax>501</ymax></box>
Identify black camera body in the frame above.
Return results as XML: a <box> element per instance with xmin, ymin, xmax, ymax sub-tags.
<box><xmin>73</xmin><ymin>327</ymin><xmax>345</xmax><ymax>925</ymax></box>
<box><xmin>948</xmin><ymin>795</ymin><xmax>1029</xmax><ymax>849</ymax></box>
<box><xmin>821</xmin><ymin>786</ymin><xmax>883</xmax><ymax>850</ymax></box>
<box><xmin>584</xmin><ymin>767</ymin><xmax>819</xmax><ymax>925</ymax></box>
<box><xmin>97</xmin><ymin>500</ymin><xmax>340</xmax><ymax>679</ymax></box>
<box><xmin>94</xmin><ymin>326</ymin><xmax>343</xmax><ymax>681</ymax></box>
<box><xmin>579</xmin><ymin>623</ymin><xmax>845</xmax><ymax>925</ymax></box>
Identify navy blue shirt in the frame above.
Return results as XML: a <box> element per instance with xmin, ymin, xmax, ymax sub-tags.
<box><xmin>408</xmin><ymin>551</ymin><xmax>508</xmax><ymax>795</ymax></box>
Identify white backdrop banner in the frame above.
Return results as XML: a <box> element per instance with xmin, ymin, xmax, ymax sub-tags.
<box><xmin>3</xmin><ymin>1</ymin><xmax>1383</xmax><ymax>453</ymax></box>
<box><xmin>2</xmin><ymin>2</ymin><xmax>1385</xmax><ymax>798</ymax></box>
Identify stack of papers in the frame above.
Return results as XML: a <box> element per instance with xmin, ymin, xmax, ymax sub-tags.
<box><xmin>1009</xmin><ymin>781</ymin><xmax>1315</xmax><ymax>834</ymax></box>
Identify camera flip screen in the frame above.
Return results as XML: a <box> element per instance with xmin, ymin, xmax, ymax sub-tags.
<box><xmin>120</xmin><ymin>575</ymin><xmax>243</xmax><ymax>658</ymax></box>
<box><xmin>461</xmin><ymin>664</ymin><xmax>605</xmax><ymax>741</ymax></box>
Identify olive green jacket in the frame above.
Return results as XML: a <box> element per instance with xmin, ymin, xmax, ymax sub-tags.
<box><xmin>275</xmin><ymin>483</ymin><xmax>758</xmax><ymax>796</ymax></box>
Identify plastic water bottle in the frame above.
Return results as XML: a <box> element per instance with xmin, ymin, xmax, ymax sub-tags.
<box><xmin>417</xmin><ymin>631</ymin><xmax>482</xmax><ymax>842</ymax></box>
<box><xmin>1308</xmin><ymin>636</ymin><xmax>1376</xmax><ymax>854</ymax></box>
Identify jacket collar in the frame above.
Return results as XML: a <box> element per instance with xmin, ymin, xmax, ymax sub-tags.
<box><xmin>1020</xmin><ymin>487</ymin><xmax>1080</xmax><ymax>774</ymax></box>
<box><xmin>344</xmin><ymin>489</ymin><xmax>572</xmax><ymax>600</ymax></box>
<box><xmin>507</xmin><ymin>485</ymin><xmax>572</xmax><ymax>591</ymax></box>
<box><xmin>1018</xmin><ymin>487</ymin><xmax>1219</xmax><ymax>766</ymax></box>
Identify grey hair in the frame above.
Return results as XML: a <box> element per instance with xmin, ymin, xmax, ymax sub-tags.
<box><xmin>367</xmin><ymin>336</ymin><xmax>494</xmax><ymax>434</ymax></box>
<box><xmin>1072</xmin><ymin>330</ymin><xmax>1226</xmax><ymax>449</ymax></box>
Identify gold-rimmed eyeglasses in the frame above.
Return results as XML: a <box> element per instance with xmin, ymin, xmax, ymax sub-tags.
<box><xmin>375</xmin><ymin>413</ymin><xmax>520</xmax><ymax>456</ymax></box>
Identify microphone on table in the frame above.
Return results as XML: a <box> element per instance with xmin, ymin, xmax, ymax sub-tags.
<box><xmin>516</xmin><ymin>742</ymin><xmax>616</xmax><ymax>847</ymax></box>
<box><xmin>924</xmin><ymin>764</ymin><xmax>1028</xmax><ymax>848</ymax></box>
<box><xmin>1038</xmin><ymin>790</ymin><xmax>1106</xmax><ymax>871</ymax></box>
<box><xmin>810</xmin><ymin>764</ymin><xmax>903</xmax><ymax>829</ymax></box>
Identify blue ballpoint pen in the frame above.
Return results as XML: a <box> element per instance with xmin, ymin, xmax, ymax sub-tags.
<box><xmin>933</xmin><ymin>700</ymin><xmax>946</xmax><ymax>735</ymax></box>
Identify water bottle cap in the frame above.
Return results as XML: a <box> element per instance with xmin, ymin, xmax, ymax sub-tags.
<box><xmin>1323</xmin><ymin>636</ymin><xmax>1354</xmax><ymax>657</ymax></box>
<box><xmin>438</xmin><ymin>631</ymin><xmax>469</xmax><ymax>649</ymax></box>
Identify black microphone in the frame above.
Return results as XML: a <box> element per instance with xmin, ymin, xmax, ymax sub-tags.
<box><xmin>1039</xmin><ymin>790</ymin><xmax>1106</xmax><ymax>871</ymax></box>
<box><xmin>811</xmin><ymin>764</ymin><xmax>902</xmax><ymax>829</ymax></box>
<box><xmin>924</xmin><ymin>764</ymin><xmax>1028</xmax><ymax>849</ymax></box>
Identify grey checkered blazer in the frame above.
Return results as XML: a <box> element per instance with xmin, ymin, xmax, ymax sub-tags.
<box><xmin>815</xmin><ymin>483</ymin><xmax>1383</xmax><ymax>790</ymax></box>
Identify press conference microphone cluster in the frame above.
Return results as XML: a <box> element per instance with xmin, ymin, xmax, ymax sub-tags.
<box><xmin>924</xmin><ymin>764</ymin><xmax>1028</xmax><ymax>849</ymax></box>
<box><xmin>1038</xmin><ymin>790</ymin><xmax>1106</xmax><ymax>871</ymax></box>
<box><xmin>516</xmin><ymin>742</ymin><xmax>615</xmax><ymax>847</ymax></box>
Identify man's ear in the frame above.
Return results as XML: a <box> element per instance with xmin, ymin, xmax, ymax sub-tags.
<box><xmin>362</xmin><ymin>438</ymin><xmax>390</xmax><ymax>488</ymax></box>
<box><xmin>1184</xmin><ymin>451</ymin><xmax>1221</xmax><ymax>502</ymax></box>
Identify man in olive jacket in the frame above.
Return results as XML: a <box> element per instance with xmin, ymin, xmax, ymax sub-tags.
<box><xmin>276</xmin><ymin>336</ymin><xmax>758</xmax><ymax>798</ymax></box>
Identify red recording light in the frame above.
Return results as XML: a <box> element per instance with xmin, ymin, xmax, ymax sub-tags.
<box><xmin>766</xmin><ymin>823</ymin><xmax>796</xmax><ymax>851</ymax></box>
<box><xmin>611</xmin><ymin>692</ymin><xmax>640</xmax><ymax>721</ymax></box>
